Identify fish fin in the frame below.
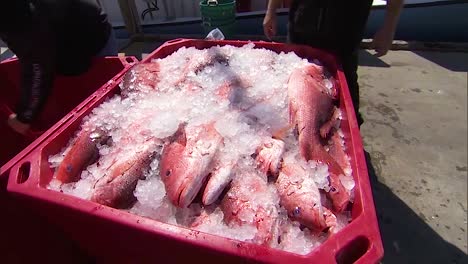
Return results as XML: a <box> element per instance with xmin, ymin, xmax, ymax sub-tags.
<box><xmin>331</xmin><ymin>78</ymin><xmax>339</xmax><ymax>99</ymax></box>
<box><xmin>272</xmin><ymin>124</ymin><xmax>294</xmax><ymax>140</ymax></box>
<box><xmin>323</xmin><ymin>207</ymin><xmax>338</xmax><ymax>232</ymax></box>
<box><xmin>319</xmin><ymin>107</ymin><xmax>341</xmax><ymax>139</ymax></box>
<box><xmin>173</xmin><ymin>123</ymin><xmax>187</xmax><ymax>146</ymax></box>
<box><xmin>312</xmin><ymin>147</ymin><xmax>350</xmax><ymax>212</ymax></box>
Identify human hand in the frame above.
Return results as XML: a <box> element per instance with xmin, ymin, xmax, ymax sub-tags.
<box><xmin>263</xmin><ymin>11</ymin><xmax>277</xmax><ymax>40</ymax></box>
<box><xmin>8</xmin><ymin>113</ymin><xmax>31</xmax><ymax>135</ymax></box>
<box><xmin>371</xmin><ymin>25</ymin><xmax>396</xmax><ymax>57</ymax></box>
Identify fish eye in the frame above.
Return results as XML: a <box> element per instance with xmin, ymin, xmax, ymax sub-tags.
<box><xmin>293</xmin><ymin>207</ymin><xmax>301</xmax><ymax>216</ymax></box>
<box><xmin>165</xmin><ymin>170</ymin><xmax>171</xmax><ymax>177</ymax></box>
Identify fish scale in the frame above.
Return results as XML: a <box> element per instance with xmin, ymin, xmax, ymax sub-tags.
<box><xmin>287</xmin><ymin>64</ymin><xmax>350</xmax><ymax>212</ymax></box>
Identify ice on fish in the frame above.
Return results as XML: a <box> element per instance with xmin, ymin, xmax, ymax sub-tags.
<box><xmin>47</xmin><ymin>178</ymin><xmax>62</xmax><ymax>191</ymax></box>
<box><xmin>191</xmin><ymin>208</ymin><xmax>257</xmax><ymax>242</ymax></box>
<box><xmin>48</xmin><ymin>153</ymin><xmax>65</xmax><ymax>169</ymax></box>
<box><xmin>134</xmin><ymin>176</ymin><xmax>166</xmax><ymax>210</ymax></box>
<box><xmin>340</xmin><ymin>175</ymin><xmax>356</xmax><ymax>192</ymax></box>
<box><xmin>334</xmin><ymin>211</ymin><xmax>352</xmax><ymax>234</ymax></box>
<box><xmin>130</xmin><ymin>197</ymin><xmax>177</xmax><ymax>224</ymax></box>
<box><xmin>277</xmin><ymin>221</ymin><xmax>325</xmax><ymax>255</ymax></box>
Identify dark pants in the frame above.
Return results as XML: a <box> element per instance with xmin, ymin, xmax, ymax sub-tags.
<box><xmin>341</xmin><ymin>51</ymin><xmax>363</xmax><ymax>126</ymax></box>
<box><xmin>287</xmin><ymin>0</ymin><xmax>372</xmax><ymax>126</ymax></box>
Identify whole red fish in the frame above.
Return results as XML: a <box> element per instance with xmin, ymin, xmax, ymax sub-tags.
<box><xmin>327</xmin><ymin>128</ymin><xmax>351</xmax><ymax>177</ymax></box>
<box><xmin>91</xmin><ymin>140</ymin><xmax>158</xmax><ymax>208</ymax></box>
<box><xmin>160</xmin><ymin>123</ymin><xmax>223</xmax><ymax>208</ymax></box>
<box><xmin>55</xmin><ymin>128</ymin><xmax>109</xmax><ymax>183</ymax></box>
<box><xmin>288</xmin><ymin>64</ymin><xmax>349</xmax><ymax>212</ymax></box>
<box><xmin>221</xmin><ymin>170</ymin><xmax>278</xmax><ymax>246</ymax></box>
<box><xmin>175</xmin><ymin>50</ymin><xmax>229</xmax><ymax>87</ymax></box>
<box><xmin>255</xmin><ymin>137</ymin><xmax>285</xmax><ymax>176</ymax></box>
<box><xmin>121</xmin><ymin>62</ymin><xmax>161</xmax><ymax>97</ymax></box>
<box><xmin>276</xmin><ymin>161</ymin><xmax>337</xmax><ymax>232</ymax></box>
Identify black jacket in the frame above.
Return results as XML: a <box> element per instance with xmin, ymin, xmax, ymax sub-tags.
<box><xmin>288</xmin><ymin>0</ymin><xmax>373</xmax><ymax>55</ymax></box>
<box><xmin>0</xmin><ymin>0</ymin><xmax>111</xmax><ymax>123</ymax></box>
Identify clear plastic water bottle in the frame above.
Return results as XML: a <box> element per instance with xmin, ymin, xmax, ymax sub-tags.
<box><xmin>205</xmin><ymin>28</ymin><xmax>225</xmax><ymax>40</ymax></box>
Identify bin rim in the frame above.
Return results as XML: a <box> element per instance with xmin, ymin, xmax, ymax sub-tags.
<box><xmin>200</xmin><ymin>0</ymin><xmax>236</xmax><ymax>7</ymax></box>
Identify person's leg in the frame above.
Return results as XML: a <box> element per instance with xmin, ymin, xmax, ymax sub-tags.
<box><xmin>340</xmin><ymin>50</ymin><xmax>364</xmax><ymax>127</ymax></box>
<box><xmin>287</xmin><ymin>2</ymin><xmax>331</xmax><ymax>48</ymax></box>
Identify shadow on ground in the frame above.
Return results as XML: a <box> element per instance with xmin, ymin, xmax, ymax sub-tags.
<box><xmin>364</xmin><ymin>151</ymin><xmax>468</xmax><ymax>264</ymax></box>
<box><xmin>358</xmin><ymin>50</ymin><xmax>391</xmax><ymax>68</ymax></box>
<box><xmin>413</xmin><ymin>51</ymin><xmax>468</xmax><ymax>72</ymax></box>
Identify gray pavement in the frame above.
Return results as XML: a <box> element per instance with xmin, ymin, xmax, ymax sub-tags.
<box><xmin>359</xmin><ymin>49</ymin><xmax>467</xmax><ymax>263</ymax></box>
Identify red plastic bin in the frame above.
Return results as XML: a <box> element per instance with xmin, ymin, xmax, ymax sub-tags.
<box><xmin>0</xmin><ymin>56</ymin><xmax>137</xmax><ymax>177</ymax></box>
<box><xmin>7</xmin><ymin>39</ymin><xmax>383</xmax><ymax>263</ymax></box>
<box><xmin>0</xmin><ymin>56</ymin><xmax>137</xmax><ymax>262</ymax></box>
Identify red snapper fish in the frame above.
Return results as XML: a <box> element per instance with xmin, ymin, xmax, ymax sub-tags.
<box><xmin>276</xmin><ymin>160</ymin><xmax>337</xmax><ymax>232</ymax></box>
<box><xmin>91</xmin><ymin>139</ymin><xmax>159</xmax><ymax>208</ymax></box>
<box><xmin>160</xmin><ymin>123</ymin><xmax>223</xmax><ymax>208</ymax></box>
<box><xmin>287</xmin><ymin>64</ymin><xmax>349</xmax><ymax>212</ymax></box>
<box><xmin>55</xmin><ymin>128</ymin><xmax>109</xmax><ymax>183</ymax></box>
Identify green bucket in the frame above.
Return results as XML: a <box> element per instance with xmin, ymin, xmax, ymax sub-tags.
<box><xmin>200</xmin><ymin>0</ymin><xmax>236</xmax><ymax>38</ymax></box>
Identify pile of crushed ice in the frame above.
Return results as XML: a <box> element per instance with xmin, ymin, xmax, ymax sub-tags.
<box><xmin>48</xmin><ymin>43</ymin><xmax>354</xmax><ymax>255</ymax></box>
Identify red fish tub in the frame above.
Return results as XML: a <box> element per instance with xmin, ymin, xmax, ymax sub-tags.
<box><xmin>0</xmin><ymin>56</ymin><xmax>137</xmax><ymax>262</ymax></box>
<box><xmin>7</xmin><ymin>39</ymin><xmax>383</xmax><ymax>263</ymax></box>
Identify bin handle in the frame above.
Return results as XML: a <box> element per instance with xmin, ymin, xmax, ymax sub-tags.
<box><xmin>207</xmin><ymin>0</ymin><xmax>218</xmax><ymax>6</ymax></box>
<box><xmin>119</xmin><ymin>56</ymin><xmax>138</xmax><ymax>67</ymax></box>
<box><xmin>354</xmin><ymin>243</ymin><xmax>383</xmax><ymax>264</ymax></box>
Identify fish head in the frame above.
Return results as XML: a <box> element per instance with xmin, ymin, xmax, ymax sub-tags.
<box><xmin>55</xmin><ymin>128</ymin><xmax>110</xmax><ymax>183</ymax></box>
<box><xmin>277</xmin><ymin>163</ymin><xmax>336</xmax><ymax>232</ymax></box>
<box><xmin>305</xmin><ymin>64</ymin><xmax>338</xmax><ymax>99</ymax></box>
<box><xmin>221</xmin><ymin>172</ymin><xmax>278</xmax><ymax>245</ymax></box>
<box><xmin>121</xmin><ymin>63</ymin><xmax>160</xmax><ymax>97</ymax></box>
<box><xmin>160</xmin><ymin>124</ymin><xmax>223</xmax><ymax>208</ymax></box>
<box><xmin>160</xmin><ymin>141</ymin><xmax>198</xmax><ymax>208</ymax></box>
<box><xmin>255</xmin><ymin>138</ymin><xmax>285</xmax><ymax>176</ymax></box>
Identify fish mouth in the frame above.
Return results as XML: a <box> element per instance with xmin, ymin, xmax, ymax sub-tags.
<box><xmin>176</xmin><ymin>175</ymin><xmax>205</xmax><ymax>208</ymax></box>
<box><xmin>177</xmin><ymin>187</ymin><xmax>198</xmax><ymax>208</ymax></box>
<box><xmin>176</xmin><ymin>188</ymin><xmax>185</xmax><ymax>207</ymax></box>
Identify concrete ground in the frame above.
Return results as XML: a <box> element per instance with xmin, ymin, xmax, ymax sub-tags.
<box><xmin>358</xmin><ymin>50</ymin><xmax>467</xmax><ymax>263</ymax></box>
